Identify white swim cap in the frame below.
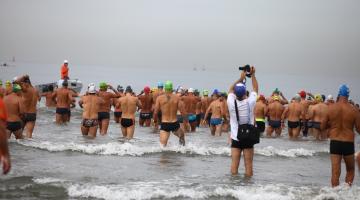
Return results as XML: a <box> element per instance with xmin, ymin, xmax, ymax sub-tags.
<box><xmin>12</xmin><ymin>76</ymin><xmax>18</xmax><ymax>83</ymax></box>
<box><xmin>188</xmin><ymin>88</ymin><xmax>194</xmax><ymax>93</ymax></box>
<box><xmin>58</xmin><ymin>79</ymin><xmax>64</xmax><ymax>87</ymax></box>
<box><xmin>88</xmin><ymin>85</ymin><xmax>96</xmax><ymax>94</ymax></box>
<box><xmin>64</xmin><ymin>60</ymin><xmax>68</xmax><ymax>63</ymax></box>
<box><xmin>88</xmin><ymin>83</ymin><xmax>95</xmax><ymax>88</ymax></box>
<box><xmin>327</xmin><ymin>95</ymin><xmax>333</xmax><ymax>100</ymax></box>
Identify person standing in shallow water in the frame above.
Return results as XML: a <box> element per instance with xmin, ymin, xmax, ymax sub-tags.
<box><xmin>0</xmin><ymin>97</ymin><xmax>11</xmax><ymax>175</ymax></box>
<box><xmin>227</xmin><ymin>66</ymin><xmax>258</xmax><ymax>176</ymax></box>
<box><xmin>326</xmin><ymin>85</ymin><xmax>360</xmax><ymax>187</ymax></box>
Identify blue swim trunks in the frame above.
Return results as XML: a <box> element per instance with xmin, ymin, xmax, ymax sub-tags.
<box><xmin>210</xmin><ymin>118</ymin><xmax>222</xmax><ymax>126</ymax></box>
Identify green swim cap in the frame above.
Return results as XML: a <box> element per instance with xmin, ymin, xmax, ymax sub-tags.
<box><xmin>13</xmin><ymin>84</ymin><xmax>21</xmax><ymax>92</ymax></box>
<box><xmin>0</xmin><ymin>80</ymin><xmax>2</xmax><ymax>85</ymax></box>
<box><xmin>203</xmin><ymin>90</ymin><xmax>209</xmax><ymax>96</ymax></box>
<box><xmin>164</xmin><ymin>81</ymin><xmax>173</xmax><ymax>92</ymax></box>
<box><xmin>99</xmin><ymin>82</ymin><xmax>107</xmax><ymax>90</ymax></box>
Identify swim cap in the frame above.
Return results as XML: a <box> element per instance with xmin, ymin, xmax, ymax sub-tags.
<box><xmin>58</xmin><ymin>80</ymin><xmax>64</xmax><ymax>88</ymax></box>
<box><xmin>188</xmin><ymin>88</ymin><xmax>194</xmax><ymax>93</ymax></box>
<box><xmin>88</xmin><ymin>83</ymin><xmax>95</xmax><ymax>88</ymax></box>
<box><xmin>272</xmin><ymin>95</ymin><xmax>280</xmax><ymax>101</ymax></box>
<box><xmin>273</xmin><ymin>88</ymin><xmax>280</xmax><ymax>94</ymax></box>
<box><xmin>315</xmin><ymin>94</ymin><xmax>323</xmax><ymax>102</ymax></box>
<box><xmin>321</xmin><ymin>95</ymin><xmax>326</xmax><ymax>102</ymax></box>
<box><xmin>0</xmin><ymin>80</ymin><xmax>2</xmax><ymax>85</ymax></box>
<box><xmin>338</xmin><ymin>84</ymin><xmax>350</xmax><ymax>98</ymax></box>
<box><xmin>144</xmin><ymin>86</ymin><xmax>150</xmax><ymax>94</ymax></box>
<box><xmin>299</xmin><ymin>90</ymin><xmax>306</xmax><ymax>98</ymax></box>
<box><xmin>293</xmin><ymin>94</ymin><xmax>301</xmax><ymax>102</ymax></box>
<box><xmin>62</xmin><ymin>80</ymin><xmax>68</xmax><ymax>87</ymax></box>
<box><xmin>125</xmin><ymin>85</ymin><xmax>133</xmax><ymax>93</ymax></box>
<box><xmin>203</xmin><ymin>90</ymin><xmax>209</xmax><ymax>96</ymax></box>
<box><xmin>234</xmin><ymin>83</ymin><xmax>246</xmax><ymax>98</ymax></box>
<box><xmin>5</xmin><ymin>81</ymin><xmax>11</xmax><ymax>86</ymax></box>
<box><xmin>99</xmin><ymin>82</ymin><xmax>107</xmax><ymax>90</ymax></box>
<box><xmin>12</xmin><ymin>76</ymin><xmax>18</xmax><ymax>84</ymax></box>
<box><xmin>64</xmin><ymin>60</ymin><xmax>68</xmax><ymax>63</ymax></box>
<box><xmin>117</xmin><ymin>85</ymin><xmax>124</xmax><ymax>92</ymax></box>
<box><xmin>157</xmin><ymin>82</ymin><xmax>164</xmax><ymax>88</ymax></box>
<box><xmin>88</xmin><ymin>85</ymin><xmax>96</xmax><ymax>94</ymax></box>
<box><xmin>12</xmin><ymin>84</ymin><xmax>21</xmax><ymax>93</ymax></box>
<box><xmin>164</xmin><ymin>81</ymin><xmax>173</xmax><ymax>92</ymax></box>
<box><xmin>258</xmin><ymin>94</ymin><xmax>266</xmax><ymax>101</ymax></box>
<box><xmin>327</xmin><ymin>95</ymin><xmax>333</xmax><ymax>101</ymax></box>
<box><xmin>212</xmin><ymin>89</ymin><xmax>219</xmax><ymax>96</ymax></box>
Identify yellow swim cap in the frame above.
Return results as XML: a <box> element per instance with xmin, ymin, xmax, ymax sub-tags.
<box><xmin>272</xmin><ymin>95</ymin><xmax>280</xmax><ymax>101</ymax></box>
<box><xmin>315</xmin><ymin>94</ymin><xmax>323</xmax><ymax>102</ymax></box>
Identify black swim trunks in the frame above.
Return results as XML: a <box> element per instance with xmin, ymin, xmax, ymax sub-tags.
<box><xmin>160</xmin><ymin>122</ymin><xmax>180</xmax><ymax>133</ymax></box>
<box><xmin>82</xmin><ymin>119</ymin><xmax>99</xmax><ymax>127</ymax></box>
<box><xmin>330</xmin><ymin>140</ymin><xmax>354</xmax><ymax>156</ymax></box>
<box><xmin>98</xmin><ymin>112</ymin><xmax>110</xmax><ymax>121</ymax></box>
<box><xmin>114</xmin><ymin>112</ymin><xmax>122</xmax><ymax>118</ymax></box>
<box><xmin>256</xmin><ymin>121</ymin><xmax>266</xmax><ymax>133</ymax></box>
<box><xmin>6</xmin><ymin>121</ymin><xmax>22</xmax><ymax>132</ymax></box>
<box><xmin>121</xmin><ymin>118</ymin><xmax>134</xmax><ymax>128</ymax></box>
<box><xmin>311</xmin><ymin>121</ymin><xmax>321</xmax><ymax>130</ymax></box>
<box><xmin>23</xmin><ymin>113</ymin><xmax>37</xmax><ymax>124</ymax></box>
<box><xmin>288</xmin><ymin>121</ymin><xmax>301</xmax><ymax>129</ymax></box>
<box><xmin>56</xmin><ymin>107</ymin><xmax>70</xmax><ymax>115</ymax></box>
<box><xmin>231</xmin><ymin>139</ymin><xmax>254</xmax><ymax>149</ymax></box>
<box><xmin>140</xmin><ymin>112</ymin><xmax>152</xmax><ymax>120</ymax></box>
<box><xmin>268</xmin><ymin>120</ymin><xmax>281</xmax><ymax>129</ymax></box>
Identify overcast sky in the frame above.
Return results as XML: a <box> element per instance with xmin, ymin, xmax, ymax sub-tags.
<box><xmin>0</xmin><ymin>0</ymin><xmax>359</xmax><ymax>77</ymax></box>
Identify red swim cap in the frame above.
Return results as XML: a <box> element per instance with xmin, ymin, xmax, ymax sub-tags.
<box><xmin>258</xmin><ymin>94</ymin><xmax>266</xmax><ymax>101</ymax></box>
<box><xmin>144</xmin><ymin>86</ymin><xmax>150</xmax><ymax>94</ymax></box>
<box><xmin>299</xmin><ymin>90</ymin><xmax>306</xmax><ymax>98</ymax></box>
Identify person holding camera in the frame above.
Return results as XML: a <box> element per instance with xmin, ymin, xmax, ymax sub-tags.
<box><xmin>228</xmin><ymin>66</ymin><xmax>258</xmax><ymax>176</ymax></box>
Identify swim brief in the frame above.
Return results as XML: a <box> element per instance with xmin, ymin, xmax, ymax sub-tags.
<box><xmin>6</xmin><ymin>121</ymin><xmax>22</xmax><ymax>132</ymax></box>
<box><xmin>140</xmin><ymin>112</ymin><xmax>152</xmax><ymax>120</ymax></box>
<box><xmin>288</xmin><ymin>121</ymin><xmax>301</xmax><ymax>129</ymax></box>
<box><xmin>210</xmin><ymin>118</ymin><xmax>223</xmax><ymax>126</ymax></box>
<box><xmin>82</xmin><ymin>119</ymin><xmax>98</xmax><ymax>128</ymax></box>
<box><xmin>121</xmin><ymin>118</ymin><xmax>134</xmax><ymax>128</ymax></box>
<box><xmin>160</xmin><ymin>122</ymin><xmax>180</xmax><ymax>133</ymax></box>
<box><xmin>256</xmin><ymin>120</ymin><xmax>266</xmax><ymax>133</ymax></box>
<box><xmin>330</xmin><ymin>140</ymin><xmax>354</xmax><ymax>156</ymax></box>
<box><xmin>188</xmin><ymin>114</ymin><xmax>197</xmax><ymax>123</ymax></box>
<box><xmin>268</xmin><ymin>120</ymin><xmax>281</xmax><ymax>129</ymax></box>
<box><xmin>114</xmin><ymin>112</ymin><xmax>122</xmax><ymax>118</ymax></box>
<box><xmin>23</xmin><ymin>113</ymin><xmax>37</xmax><ymax>124</ymax></box>
<box><xmin>98</xmin><ymin>112</ymin><xmax>110</xmax><ymax>121</ymax></box>
<box><xmin>56</xmin><ymin>107</ymin><xmax>70</xmax><ymax>115</ymax></box>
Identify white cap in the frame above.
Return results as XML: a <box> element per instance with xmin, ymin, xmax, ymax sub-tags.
<box><xmin>64</xmin><ymin>60</ymin><xmax>68</xmax><ymax>63</ymax></box>
<box><xmin>58</xmin><ymin>79</ymin><xmax>64</xmax><ymax>88</ymax></box>
<box><xmin>88</xmin><ymin>85</ymin><xmax>96</xmax><ymax>94</ymax></box>
<box><xmin>12</xmin><ymin>76</ymin><xmax>18</xmax><ymax>82</ymax></box>
<box><xmin>327</xmin><ymin>95</ymin><xmax>333</xmax><ymax>100</ymax></box>
<box><xmin>188</xmin><ymin>88</ymin><xmax>194</xmax><ymax>93</ymax></box>
<box><xmin>88</xmin><ymin>83</ymin><xmax>95</xmax><ymax>88</ymax></box>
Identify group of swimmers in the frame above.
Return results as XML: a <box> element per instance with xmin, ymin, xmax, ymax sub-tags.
<box><xmin>0</xmin><ymin>66</ymin><xmax>360</xmax><ymax>187</ymax></box>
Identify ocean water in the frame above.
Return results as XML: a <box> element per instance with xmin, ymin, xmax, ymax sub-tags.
<box><xmin>1</xmin><ymin>63</ymin><xmax>360</xmax><ymax>200</ymax></box>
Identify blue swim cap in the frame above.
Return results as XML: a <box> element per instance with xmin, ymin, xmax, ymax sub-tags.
<box><xmin>157</xmin><ymin>82</ymin><xmax>164</xmax><ymax>88</ymax></box>
<box><xmin>338</xmin><ymin>84</ymin><xmax>350</xmax><ymax>98</ymax></box>
<box><xmin>234</xmin><ymin>83</ymin><xmax>246</xmax><ymax>98</ymax></box>
<box><xmin>212</xmin><ymin>89</ymin><xmax>219</xmax><ymax>96</ymax></box>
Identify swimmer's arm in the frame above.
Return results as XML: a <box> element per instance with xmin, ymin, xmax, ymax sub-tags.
<box><xmin>229</xmin><ymin>71</ymin><xmax>246</xmax><ymax>93</ymax></box>
<box><xmin>108</xmin><ymin>85</ymin><xmax>120</xmax><ymax>97</ymax></box>
<box><xmin>136</xmin><ymin>98</ymin><xmax>142</xmax><ymax>110</ymax></box>
<box><xmin>78</xmin><ymin>99</ymin><xmax>83</xmax><ymax>108</ymax></box>
<box><xmin>250</xmin><ymin>67</ymin><xmax>258</xmax><ymax>94</ymax></box>
<box><xmin>203</xmin><ymin>105</ymin><xmax>212</xmax><ymax>122</ymax></box>
<box><xmin>281</xmin><ymin>107</ymin><xmax>289</xmax><ymax>122</ymax></box>
<box><xmin>280</xmin><ymin>92</ymin><xmax>288</xmax><ymax>105</ymax></box>
<box><xmin>153</xmin><ymin>98</ymin><xmax>160</xmax><ymax>122</ymax></box>
<box><xmin>307</xmin><ymin>92</ymin><xmax>314</xmax><ymax>99</ymax></box>
<box><xmin>355</xmin><ymin>112</ymin><xmax>360</xmax><ymax>134</ymax></box>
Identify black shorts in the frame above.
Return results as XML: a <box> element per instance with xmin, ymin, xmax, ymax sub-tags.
<box><xmin>98</xmin><ymin>112</ymin><xmax>110</xmax><ymax>121</ymax></box>
<box><xmin>121</xmin><ymin>118</ymin><xmax>134</xmax><ymax>128</ymax></box>
<box><xmin>114</xmin><ymin>112</ymin><xmax>122</xmax><ymax>118</ymax></box>
<box><xmin>23</xmin><ymin>113</ymin><xmax>37</xmax><ymax>124</ymax></box>
<box><xmin>268</xmin><ymin>120</ymin><xmax>281</xmax><ymax>129</ymax></box>
<box><xmin>140</xmin><ymin>112</ymin><xmax>152</xmax><ymax>120</ymax></box>
<box><xmin>310</xmin><ymin>121</ymin><xmax>321</xmax><ymax>130</ymax></box>
<box><xmin>231</xmin><ymin>139</ymin><xmax>254</xmax><ymax>149</ymax></box>
<box><xmin>160</xmin><ymin>122</ymin><xmax>180</xmax><ymax>133</ymax></box>
<box><xmin>330</xmin><ymin>140</ymin><xmax>354</xmax><ymax>156</ymax></box>
<box><xmin>256</xmin><ymin>121</ymin><xmax>265</xmax><ymax>133</ymax></box>
<box><xmin>288</xmin><ymin>121</ymin><xmax>300</xmax><ymax>129</ymax></box>
<box><xmin>56</xmin><ymin>107</ymin><xmax>70</xmax><ymax>115</ymax></box>
<box><xmin>7</xmin><ymin>121</ymin><xmax>22</xmax><ymax>132</ymax></box>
